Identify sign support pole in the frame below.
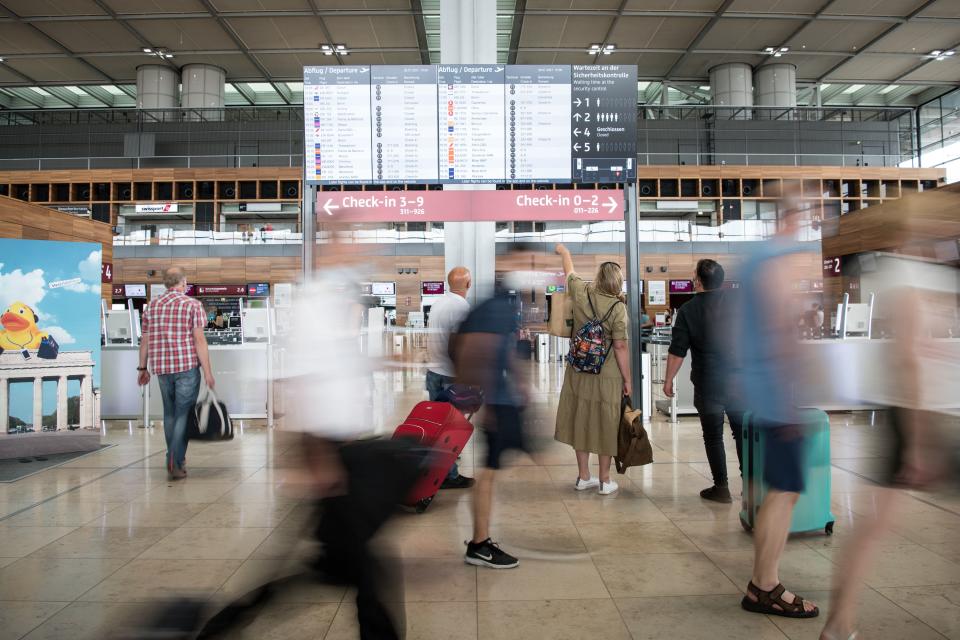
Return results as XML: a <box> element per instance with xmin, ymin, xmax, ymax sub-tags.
<box><xmin>302</xmin><ymin>182</ymin><xmax>316</xmax><ymax>283</ymax></box>
<box><xmin>623</xmin><ymin>182</ymin><xmax>643</xmax><ymax>412</ymax></box>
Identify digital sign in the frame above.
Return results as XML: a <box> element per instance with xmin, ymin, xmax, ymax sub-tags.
<box><xmin>370</xmin><ymin>282</ymin><xmax>396</xmax><ymax>296</ymax></box>
<box><xmin>196</xmin><ymin>285</ymin><xmax>246</xmax><ymax>296</ymax></box>
<box><xmin>669</xmin><ymin>280</ymin><xmax>694</xmax><ymax>294</ymax></box>
<box><xmin>421</xmin><ymin>281</ymin><xmax>445</xmax><ymax>295</ymax></box>
<box><xmin>304</xmin><ymin>64</ymin><xmax>636</xmax><ymax>185</ymax></box>
<box><xmin>247</xmin><ymin>283</ymin><xmax>270</xmax><ymax>297</ymax></box>
<box><xmin>124</xmin><ymin>284</ymin><xmax>147</xmax><ymax>298</ymax></box>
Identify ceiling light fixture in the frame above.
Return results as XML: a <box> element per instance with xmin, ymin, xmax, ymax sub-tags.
<box><xmin>587</xmin><ymin>43</ymin><xmax>615</xmax><ymax>55</ymax></box>
<box><xmin>321</xmin><ymin>44</ymin><xmax>349</xmax><ymax>56</ymax></box>
<box><xmin>764</xmin><ymin>46</ymin><xmax>790</xmax><ymax>57</ymax></box>
<box><xmin>930</xmin><ymin>49</ymin><xmax>956</xmax><ymax>61</ymax></box>
<box><xmin>143</xmin><ymin>47</ymin><xmax>173</xmax><ymax>60</ymax></box>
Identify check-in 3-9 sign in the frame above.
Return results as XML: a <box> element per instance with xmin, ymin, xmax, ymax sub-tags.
<box><xmin>316</xmin><ymin>189</ymin><xmax>622</xmax><ymax>222</ymax></box>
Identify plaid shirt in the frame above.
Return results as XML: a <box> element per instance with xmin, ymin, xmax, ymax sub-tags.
<box><xmin>142</xmin><ymin>290</ymin><xmax>206</xmax><ymax>375</ymax></box>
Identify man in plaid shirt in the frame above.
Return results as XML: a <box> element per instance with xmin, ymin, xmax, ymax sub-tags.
<box><xmin>137</xmin><ymin>267</ymin><xmax>216</xmax><ymax>480</ymax></box>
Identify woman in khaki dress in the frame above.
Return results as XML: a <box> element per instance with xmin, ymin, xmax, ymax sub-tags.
<box><xmin>554</xmin><ymin>244</ymin><xmax>632</xmax><ymax>495</ymax></box>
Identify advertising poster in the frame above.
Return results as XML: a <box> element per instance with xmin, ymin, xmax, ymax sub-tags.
<box><xmin>0</xmin><ymin>240</ymin><xmax>102</xmax><ymax>433</ymax></box>
<box><xmin>648</xmin><ymin>280</ymin><xmax>666</xmax><ymax>306</ymax></box>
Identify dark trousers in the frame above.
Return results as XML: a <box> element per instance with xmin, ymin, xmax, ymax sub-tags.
<box><xmin>693</xmin><ymin>393</ymin><xmax>744</xmax><ymax>487</ymax></box>
<box><xmin>313</xmin><ymin>438</ymin><xmax>422</xmax><ymax>640</ymax></box>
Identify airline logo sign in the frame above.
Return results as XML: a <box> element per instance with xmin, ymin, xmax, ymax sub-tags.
<box><xmin>316</xmin><ymin>189</ymin><xmax>622</xmax><ymax>222</ymax></box>
<box><xmin>135</xmin><ymin>203</ymin><xmax>179</xmax><ymax>213</ymax></box>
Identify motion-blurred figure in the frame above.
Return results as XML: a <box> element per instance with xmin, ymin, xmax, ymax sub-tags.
<box><xmin>736</xmin><ymin>201</ymin><xmax>820</xmax><ymax>620</ymax></box>
<box><xmin>280</xmin><ymin>239</ymin><xmax>420</xmax><ymax>639</ymax></box>
<box><xmin>820</xmin><ymin>217</ymin><xmax>960</xmax><ymax>640</ymax></box>
<box><xmin>452</xmin><ymin>247</ymin><xmax>533</xmax><ymax>569</ymax></box>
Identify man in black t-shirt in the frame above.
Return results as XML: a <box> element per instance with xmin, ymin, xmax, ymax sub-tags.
<box><xmin>663</xmin><ymin>259</ymin><xmax>743</xmax><ymax>503</ymax></box>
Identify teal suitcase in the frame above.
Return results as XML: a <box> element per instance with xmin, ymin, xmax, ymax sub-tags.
<box><xmin>739</xmin><ymin>408</ymin><xmax>835</xmax><ymax>535</ymax></box>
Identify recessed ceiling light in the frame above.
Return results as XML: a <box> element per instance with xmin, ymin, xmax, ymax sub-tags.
<box><xmin>0</xmin><ymin>57</ymin><xmax>5</xmax><ymax>63</ymax></box>
<box><xmin>879</xmin><ymin>85</ymin><xmax>900</xmax><ymax>94</ymax></box>
<box><xmin>764</xmin><ymin>46</ymin><xmax>776</xmax><ymax>53</ymax></box>
<box><xmin>142</xmin><ymin>47</ymin><xmax>152</xmax><ymax>53</ymax></box>
<box><xmin>699</xmin><ymin>85</ymin><xmax>710</xmax><ymax>90</ymax></box>
<box><xmin>843</xmin><ymin>84</ymin><xmax>864</xmax><ymax>94</ymax></box>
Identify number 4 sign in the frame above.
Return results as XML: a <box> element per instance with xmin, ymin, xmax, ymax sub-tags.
<box><xmin>101</xmin><ymin>262</ymin><xmax>113</xmax><ymax>283</ymax></box>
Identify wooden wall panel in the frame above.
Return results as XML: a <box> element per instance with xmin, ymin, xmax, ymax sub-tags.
<box><xmin>0</xmin><ymin>195</ymin><xmax>113</xmax><ymax>300</ymax></box>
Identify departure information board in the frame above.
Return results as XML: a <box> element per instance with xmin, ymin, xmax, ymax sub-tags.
<box><xmin>303</xmin><ymin>64</ymin><xmax>636</xmax><ymax>185</ymax></box>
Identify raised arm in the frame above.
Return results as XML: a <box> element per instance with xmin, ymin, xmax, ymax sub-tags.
<box><xmin>555</xmin><ymin>243</ymin><xmax>575</xmax><ymax>277</ymax></box>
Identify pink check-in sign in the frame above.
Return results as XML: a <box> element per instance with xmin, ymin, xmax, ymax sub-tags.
<box><xmin>316</xmin><ymin>189</ymin><xmax>623</xmax><ymax>222</ymax></box>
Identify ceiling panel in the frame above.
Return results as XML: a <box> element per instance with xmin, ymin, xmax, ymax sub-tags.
<box><xmin>900</xmin><ymin>58</ymin><xmax>960</xmax><ymax>82</ymax></box>
<box><xmin>126</xmin><ymin>18</ymin><xmax>238</xmax><ymax>50</ymax></box>
<box><xmin>787</xmin><ymin>19</ymin><xmax>893</xmax><ymax>52</ymax></box>
<box><xmin>828</xmin><ymin>54</ymin><xmax>922</xmax><ymax>81</ymax></box>
<box><xmin>869</xmin><ymin>22</ymin><xmax>960</xmax><ymax>53</ymax></box>
<box><xmin>210</xmin><ymin>0</ymin><xmax>311</xmax><ymax>10</ymax></box>
<box><xmin>311</xmin><ymin>0</ymin><xmax>412</xmax><ymax>8</ymax></box>
<box><xmin>228</xmin><ymin>17</ymin><xmax>325</xmax><ymax>49</ymax></box>
<box><xmin>918</xmin><ymin>0</ymin><xmax>960</xmax><ymax>18</ymax></box>
<box><xmin>609</xmin><ymin>16</ymin><xmax>706</xmax><ymax>49</ymax></box>
<box><xmin>1</xmin><ymin>0</ymin><xmax>105</xmax><ymax>16</ymax></box>
<box><xmin>513</xmin><ymin>50</ymin><xmax>560</xmax><ymax>64</ymax></box>
<box><xmin>670</xmin><ymin>52</ymin><xmax>764</xmax><ymax>78</ymax></box>
<box><xmin>0</xmin><ymin>65</ymin><xmax>34</xmax><ymax>83</ymax></box>
<box><xmin>103</xmin><ymin>0</ymin><xmax>206</xmax><ymax>13</ymax></box>
<box><xmin>366</xmin><ymin>16</ymin><xmax>420</xmax><ymax>48</ymax></box>
<box><xmin>520</xmin><ymin>15</ymin><xmax>612</xmax><ymax>48</ymax></box>
<box><xmin>525</xmin><ymin>0</ymin><xmax>623</xmax><ymax>9</ymax></box>
<box><xmin>33</xmin><ymin>21</ymin><xmax>143</xmax><ymax>53</ymax></box>
<box><xmin>169</xmin><ymin>53</ymin><xmax>263</xmax><ymax>78</ymax></box>
<box><xmin>729</xmin><ymin>0</ymin><xmax>827</xmax><ymax>12</ymax></box>
<box><xmin>87</xmin><ymin>56</ymin><xmax>173</xmax><ymax>80</ymax></box>
<box><xmin>0</xmin><ymin>23</ymin><xmax>62</xmax><ymax>53</ymax></box>
<box><xmin>624</xmin><ymin>0</ymin><xmax>725</xmax><ymax>10</ymax></box>
<box><xmin>321</xmin><ymin>15</ymin><xmax>411</xmax><ymax>48</ymax></box>
<box><xmin>6</xmin><ymin>57</ymin><xmax>107</xmax><ymax>82</ymax></box>
<box><xmin>823</xmin><ymin>0</ymin><xmax>930</xmax><ymax>16</ymax></box>
<box><xmin>698</xmin><ymin>18</ymin><xmax>799</xmax><ymax>50</ymax></box>
<box><xmin>788</xmin><ymin>55</ymin><xmax>853</xmax><ymax>79</ymax></box>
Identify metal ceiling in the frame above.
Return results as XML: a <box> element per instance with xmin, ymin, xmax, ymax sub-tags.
<box><xmin>0</xmin><ymin>0</ymin><xmax>956</xmax><ymax>109</ymax></box>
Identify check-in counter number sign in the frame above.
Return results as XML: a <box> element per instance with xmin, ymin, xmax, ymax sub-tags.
<box><xmin>823</xmin><ymin>256</ymin><xmax>842</xmax><ymax>278</ymax></box>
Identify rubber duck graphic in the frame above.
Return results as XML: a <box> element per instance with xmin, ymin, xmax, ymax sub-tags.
<box><xmin>0</xmin><ymin>302</ymin><xmax>48</xmax><ymax>351</ymax></box>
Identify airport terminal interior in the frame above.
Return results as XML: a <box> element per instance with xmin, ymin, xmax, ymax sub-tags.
<box><xmin>0</xmin><ymin>0</ymin><xmax>959</xmax><ymax>639</ymax></box>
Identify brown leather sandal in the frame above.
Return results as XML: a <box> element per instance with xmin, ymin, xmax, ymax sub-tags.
<box><xmin>741</xmin><ymin>581</ymin><xmax>820</xmax><ymax>619</ymax></box>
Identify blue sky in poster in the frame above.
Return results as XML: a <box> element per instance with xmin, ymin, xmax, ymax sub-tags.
<box><xmin>0</xmin><ymin>239</ymin><xmax>101</xmax><ymax>422</ymax></box>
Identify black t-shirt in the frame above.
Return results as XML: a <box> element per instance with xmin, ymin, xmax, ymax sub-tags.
<box><xmin>667</xmin><ymin>289</ymin><xmax>731</xmax><ymax>398</ymax></box>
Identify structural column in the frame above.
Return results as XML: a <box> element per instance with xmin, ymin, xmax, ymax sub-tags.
<box><xmin>80</xmin><ymin>375</ymin><xmax>92</xmax><ymax>429</ymax></box>
<box><xmin>440</xmin><ymin>0</ymin><xmax>498</xmax><ymax>305</ymax></box>
<box><xmin>137</xmin><ymin>64</ymin><xmax>179</xmax><ymax>109</ymax></box>
<box><xmin>32</xmin><ymin>377</ymin><xmax>43</xmax><ymax>431</ymax></box>
<box><xmin>57</xmin><ymin>375</ymin><xmax>68</xmax><ymax>431</ymax></box>
<box><xmin>0</xmin><ymin>377</ymin><xmax>7</xmax><ymax>432</ymax></box>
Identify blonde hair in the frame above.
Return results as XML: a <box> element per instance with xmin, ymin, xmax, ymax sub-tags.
<box><xmin>593</xmin><ymin>261</ymin><xmax>623</xmax><ymax>298</ymax></box>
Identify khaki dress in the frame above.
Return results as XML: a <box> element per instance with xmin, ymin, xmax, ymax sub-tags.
<box><xmin>554</xmin><ymin>273</ymin><xmax>628</xmax><ymax>456</ymax></box>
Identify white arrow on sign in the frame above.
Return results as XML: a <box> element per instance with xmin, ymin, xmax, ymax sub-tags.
<box><xmin>604</xmin><ymin>196</ymin><xmax>617</xmax><ymax>214</ymax></box>
<box><xmin>323</xmin><ymin>198</ymin><xmax>340</xmax><ymax>216</ymax></box>
<box><xmin>573</xmin><ymin>142</ymin><xmax>581</xmax><ymax>152</ymax></box>
<box><xmin>573</xmin><ymin>128</ymin><xmax>581</xmax><ymax>137</ymax></box>
<box><xmin>496</xmin><ymin>66</ymin><xmax>504</xmax><ymax>72</ymax></box>
<box><xmin>574</xmin><ymin>98</ymin><xmax>582</xmax><ymax>107</ymax></box>
<box><xmin>573</xmin><ymin>113</ymin><xmax>582</xmax><ymax>122</ymax></box>
<box><xmin>359</xmin><ymin>67</ymin><xmax>369</xmax><ymax>72</ymax></box>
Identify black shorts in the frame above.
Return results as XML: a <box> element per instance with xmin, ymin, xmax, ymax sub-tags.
<box><xmin>760</xmin><ymin>419</ymin><xmax>806</xmax><ymax>494</ymax></box>
<box><xmin>483</xmin><ymin>404</ymin><xmax>526</xmax><ymax>470</ymax></box>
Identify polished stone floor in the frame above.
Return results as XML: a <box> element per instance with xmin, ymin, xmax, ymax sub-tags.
<box><xmin>0</xmin><ymin>363</ymin><xmax>958</xmax><ymax>639</ymax></box>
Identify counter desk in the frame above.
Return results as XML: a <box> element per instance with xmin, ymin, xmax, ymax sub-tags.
<box><xmin>101</xmin><ymin>343</ymin><xmax>271</xmax><ymax>421</ymax></box>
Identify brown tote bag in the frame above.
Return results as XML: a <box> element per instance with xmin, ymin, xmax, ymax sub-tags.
<box><xmin>615</xmin><ymin>397</ymin><xmax>653</xmax><ymax>474</ymax></box>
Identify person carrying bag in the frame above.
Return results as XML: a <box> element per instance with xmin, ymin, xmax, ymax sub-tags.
<box><xmin>615</xmin><ymin>396</ymin><xmax>653</xmax><ymax>473</ymax></box>
<box><xmin>187</xmin><ymin>385</ymin><xmax>234</xmax><ymax>441</ymax></box>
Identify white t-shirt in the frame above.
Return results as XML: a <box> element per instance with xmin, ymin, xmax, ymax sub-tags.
<box><xmin>279</xmin><ymin>271</ymin><xmax>371</xmax><ymax>439</ymax></box>
<box><xmin>426</xmin><ymin>291</ymin><xmax>469</xmax><ymax>378</ymax></box>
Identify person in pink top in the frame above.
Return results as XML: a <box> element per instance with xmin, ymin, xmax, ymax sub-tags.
<box><xmin>137</xmin><ymin>267</ymin><xmax>216</xmax><ymax>480</ymax></box>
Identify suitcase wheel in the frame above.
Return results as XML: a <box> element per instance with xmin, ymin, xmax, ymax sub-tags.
<box><xmin>415</xmin><ymin>497</ymin><xmax>433</xmax><ymax>514</ymax></box>
<box><xmin>825</xmin><ymin>521</ymin><xmax>834</xmax><ymax>535</ymax></box>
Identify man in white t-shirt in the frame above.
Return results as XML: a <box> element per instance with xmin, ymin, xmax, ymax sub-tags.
<box><xmin>426</xmin><ymin>266</ymin><xmax>474</xmax><ymax>489</ymax></box>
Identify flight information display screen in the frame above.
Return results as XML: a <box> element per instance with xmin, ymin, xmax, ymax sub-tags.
<box><xmin>304</xmin><ymin>64</ymin><xmax>636</xmax><ymax>185</ymax></box>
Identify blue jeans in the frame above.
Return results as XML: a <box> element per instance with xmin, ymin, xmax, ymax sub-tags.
<box><xmin>157</xmin><ymin>366</ymin><xmax>201</xmax><ymax>471</ymax></box>
<box><xmin>425</xmin><ymin>370</ymin><xmax>459</xmax><ymax>480</ymax></box>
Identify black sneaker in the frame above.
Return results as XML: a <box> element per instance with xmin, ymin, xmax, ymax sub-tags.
<box><xmin>700</xmin><ymin>485</ymin><xmax>733</xmax><ymax>503</ymax></box>
<box><xmin>441</xmin><ymin>474</ymin><xmax>475</xmax><ymax>489</ymax></box>
<box><xmin>464</xmin><ymin>539</ymin><xmax>519</xmax><ymax>569</ymax></box>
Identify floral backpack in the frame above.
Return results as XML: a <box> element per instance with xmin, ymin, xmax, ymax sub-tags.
<box><xmin>566</xmin><ymin>292</ymin><xmax>621</xmax><ymax>374</ymax></box>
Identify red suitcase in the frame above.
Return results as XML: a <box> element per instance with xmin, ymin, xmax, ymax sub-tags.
<box><xmin>392</xmin><ymin>401</ymin><xmax>474</xmax><ymax>513</ymax></box>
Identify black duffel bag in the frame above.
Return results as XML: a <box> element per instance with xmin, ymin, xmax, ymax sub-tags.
<box><xmin>187</xmin><ymin>387</ymin><xmax>234</xmax><ymax>441</ymax></box>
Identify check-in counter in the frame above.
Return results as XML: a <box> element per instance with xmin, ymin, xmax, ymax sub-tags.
<box><xmin>101</xmin><ymin>343</ymin><xmax>270</xmax><ymax>420</ymax></box>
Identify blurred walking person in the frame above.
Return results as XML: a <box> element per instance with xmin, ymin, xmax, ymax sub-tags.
<box><xmin>425</xmin><ymin>266</ymin><xmax>474</xmax><ymax>489</ymax></box>
<box><xmin>820</xmin><ymin>218</ymin><xmax>960</xmax><ymax>640</ymax></box>
<box><xmin>138</xmin><ymin>267</ymin><xmax>214</xmax><ymax>481</ymax></box>
<box><xmin>281</xmin><ymin>242</ymin><xmax>419</xmax><ymax>639</ymax></box>
<box><xmin>736</xmin><ymin>202</ymin><xmax>820</xmax><ymax>620</ymax></box>
<box><xmin>553</xmin><ymin>244</ymin><xmax>631</xmax><ymax>495</ymax></box>
<box><xmin>452</xmin><ymin>248</ymin><xmax>533</xmax><ymax>569</ymax></box>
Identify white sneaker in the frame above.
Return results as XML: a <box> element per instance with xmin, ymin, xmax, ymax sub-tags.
<box><xmin>598</xmin><ymin>480</ymin><xmax>619</xmax><ymax>495</ymax></box>
<box><xmin>575</xmin><ymin>476</ymin><xmax>600</xmax><ymax>491</ymax></box>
